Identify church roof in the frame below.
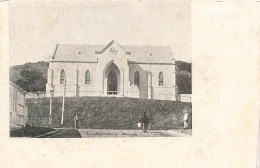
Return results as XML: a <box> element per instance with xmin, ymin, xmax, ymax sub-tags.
<box><xmin>52</xmin><ymin>40</ymin><xmax>175</xmax><ymax>64</ymax></box>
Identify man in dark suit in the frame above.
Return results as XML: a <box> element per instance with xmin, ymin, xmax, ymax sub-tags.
<box><xmin>140</xmin><ymin>112</ymin><xmax>149</xmax><ymax>133</ymax></box>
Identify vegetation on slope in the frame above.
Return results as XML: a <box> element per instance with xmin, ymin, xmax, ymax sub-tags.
<box><xmin>9</xmin><ymin>61</ymin><xmax>48</xmax><ymax>92</ymax></box>
<box><xmin>27</xmin><ymin>97</ymin><xmax>191</xmax><ymax>130</ymax></box>
<box><xmin>15</xmin><ymin>70</ymin><xmax>47</xmax><ymax>92</ymax></box>
<box><xmin>10</xmin><ymin>61</ymin><xmax>49</xmax><ymax>82</ymax></box>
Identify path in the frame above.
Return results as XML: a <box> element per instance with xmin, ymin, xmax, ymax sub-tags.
<box><xmin>41</xmin><ymin>128</ymin><xmax>191</xmax><ymax>138</ymax></box>
<box><xmin>78</xmin><ymin>129</ymin><xmax>190</xmax><ymax>138</ymax></box>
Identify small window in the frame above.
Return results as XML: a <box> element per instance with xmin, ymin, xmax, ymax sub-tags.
<box><xmin>159</xmin><ymin>72</ymin><xmax>164</xmax><ymax>86</ymax></box>
<box><xmin>134</xmin><ymin>71</ymin><xmax>140</xmax><ymax>86</ymax></box>
<box><xmin>60</xmin><ymin>70</ymin><xmax>66</xmax><ymax>84</ymax></box>
<box><xmin>85</xmin><ymin>70</ymin><xmax>91</xmax><ymax>85</ymax></box>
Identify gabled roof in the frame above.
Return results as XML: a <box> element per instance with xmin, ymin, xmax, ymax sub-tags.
<box><xmin>52</xmin><ymin>44</ymin><xmax>102</xmax><ymax>62</ymax></box>
<box><xmin>95</xmin><ymin>40</ymin><xmax>129</xmax><ymax>54</ymax></box>
<box><xmin>9</xmin><ymin>81</ymin><xmax>27</xmax><ymax>94</ymax></box>
<box><xmin>123</xmin><ymin>45</ymin><xmax>174</xmax><ymax>63</ymax></box>
<box><xmin>52</xmin><ymin>40</ymin><xmax>174</xmax><ymax>64</ymax></box>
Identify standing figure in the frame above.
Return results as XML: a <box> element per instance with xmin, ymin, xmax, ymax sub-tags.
<box><xmin>140</xmin><ymin>112</ymin><xmax>149</xmax><ymax>133</ymax></box>
<box><xmin>183</xmin><ymin>109</ymin><xmax>189</xmax><ymax>130</ymax></box>
<box><xmin>74</xmin><ymin>114</ymin><xmax>79</xmax><ymax>129</ymax></box>
<box><xmin>188</xmin><ymin>104</ymin><xmax>192</xmax><ymax>129</ymax></box>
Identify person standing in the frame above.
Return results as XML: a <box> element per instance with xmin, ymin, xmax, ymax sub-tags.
<box><xmin>187</xmin><ymin>105</ymin><xmax>192</xmax><ymax>129</ymax></box>
<box><xmin>74</xmin><ymin>114</ymin><xmax>79</xmax><ymax>129</ymax></box>
<box><xmin>183</xmin><ymin>109</ymin><xmax>189</xmax><ymax>130</ymax></box>
<box><xmin>140</xmin><ymin>112</ymin><xmax>149</xmax><ymax>133</ymax></box>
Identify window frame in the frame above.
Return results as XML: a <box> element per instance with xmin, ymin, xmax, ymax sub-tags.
<box><xmin>134</xmin><ymin>71</ymin><xmax>140</xmax><ymax>86</ymax></box>
<box><xmin>60</xmin><ymin>70</ymin><xmax>66</xmax><ymax>84</ymax></box>
<box><xmin>85</xmin><ymin>70</ymin><xmax>91</xmax><ymax>85</ymax></box>
<box><xmin>158</xmin><ymin>72</ymin><xmax>164</xmax><ymax>86</ymax></box>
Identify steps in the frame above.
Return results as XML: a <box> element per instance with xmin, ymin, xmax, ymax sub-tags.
<box><xmin>27</xmin><ymin>97</ymin><xmax>191</xmax><ymax>130</ymax></box>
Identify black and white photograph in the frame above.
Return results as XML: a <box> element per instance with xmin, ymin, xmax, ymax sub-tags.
<box><xmin>9</xmin><ymin>2</ymin><xmax>191</xmax><ymax>138</ymax></box>
<box><xmin>1</xmin><ymin>0</ymin><xmax>259</xmax><ymax>168</ymax></box>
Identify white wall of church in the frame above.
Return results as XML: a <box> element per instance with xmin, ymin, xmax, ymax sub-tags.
<box><xmin>46</xmin><ymin>62</ymin><xmax>100</xmax><ymax>97</ymax></box>
<box><xmin>77</xmin><ymin>63</ymin><xmax>100</xmax><ymax>97</ymax></box>
<box><xmin>46</xmin><ymin>61</ymin><xmax>177</xmax><ymax>101</ymax></box>
<box><xmin>128</xmin><ymin>63</ymin><xmax>176</xmax><ymax>100</ymax></box>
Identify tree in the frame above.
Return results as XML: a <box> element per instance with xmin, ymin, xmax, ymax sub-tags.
<box><xmin>176</xmin><ymin>61</ymin><xmax>191</xmax><ymax>73</ymax></box>
<box><xmin>15</xmin><ymin>70</ymin><xmax>47</xmax><ymax>92</ymax></box>
<box><xmin>176</xmin><ymin>70</ymin><xmax>192</xmax><ymax>94</ymax></box>
<box><xmin>175</xmin><ymin>61</ymin><xmax>192</xmax><ymax>94</ymax></box>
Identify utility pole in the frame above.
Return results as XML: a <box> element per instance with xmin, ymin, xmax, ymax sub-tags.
<box><xmin>49</xmin><ymin>89</ymin><xmax>54</xmax><ymax>126</ymax></box>
<box><xmin>61</xmin><ymin>78</ymin><xmax>66</xmax><ymax>125</ymax></box>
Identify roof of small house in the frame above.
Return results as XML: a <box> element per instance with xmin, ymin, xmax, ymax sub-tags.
<box><xmin>9</xmin><ymin>81</ymin><xmax>27</xmax><ymax>94</ymax></box>
<box><xmin>52</xmin><ymin>40</ymin><xmax>175</xmax><ymax>64</ymax></box>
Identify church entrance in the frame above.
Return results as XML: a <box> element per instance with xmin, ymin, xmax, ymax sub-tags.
<box><xmin>107</xmin><ymin>71</ymin><xmax>117</xmax><ymax>95</ymax></box>
<box><xmin>104</xmin><ymin>61</ymin><xmax>121</xmax><ymax>96</ymax></box>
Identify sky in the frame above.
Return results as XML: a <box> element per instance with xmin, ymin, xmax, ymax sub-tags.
<box><xmin>9</xmin><ymin>2</ymin><xmax>191</xmax><ymax>66</ymax></box>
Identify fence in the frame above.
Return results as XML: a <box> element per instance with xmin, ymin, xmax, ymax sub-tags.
<box><xmin>42</xmin><ymin>90</ymin><xmax>178</xmax><ymax>101</ymax></box>
<box><xmin>26</xmin><ymin>92</ymin><xmax>46</xmax><ymax>98</ymax></box>
<box><xmin>177</xmin><ymin>94</ymin><xmax>192</xmax><ymax>102</ymax></box>
<box><xmin>27</xmin><ymin>90</ymin><xmax>192</xmax><ymax>102</ymax></box>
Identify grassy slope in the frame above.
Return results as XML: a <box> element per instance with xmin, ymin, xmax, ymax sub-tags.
<box><xmin>27</xmin><ymin>97</ymin><xmax>191</xmax><ymax>130</ymax></box>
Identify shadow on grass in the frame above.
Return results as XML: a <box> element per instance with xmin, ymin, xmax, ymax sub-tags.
<box><xmin>43</xmin><ymin>129</ymin><xmax>81</xmax><ymax>138</ymax></box>
<box><xmin>10</xmin><ymin>124</ymin><xmax>55</xmax><ymax>137</ymax></box>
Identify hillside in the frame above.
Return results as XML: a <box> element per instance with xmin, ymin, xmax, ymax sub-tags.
<box><xmin>27</xmin><ymin>97</ymin><xmax>191</xmax><ymax>130</ymax></box>
<box><xmin>9</xmin><ymin>61</ymin><xmax>49</xmax><ymax>84</ymax></box>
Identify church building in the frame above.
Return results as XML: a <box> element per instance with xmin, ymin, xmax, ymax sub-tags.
<box><xmin>46</xmin><ymin>40</ymin><xmax>177</xmax><ymax>101</ymax></box>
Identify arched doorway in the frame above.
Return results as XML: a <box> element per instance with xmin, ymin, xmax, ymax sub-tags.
<box><xmin>107</xmin><ymin>71</ymin><xmax>117</xmax><ymax>95</ymax></box>
<box><xmin>103</xmin><ymin>62</ymin><xmax>121</xmax><ymax>95</ymax></box>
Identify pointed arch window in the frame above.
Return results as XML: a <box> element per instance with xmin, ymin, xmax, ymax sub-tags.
<box><xmin>107</xmin><ymin>71</ymin><xmax>117</xmax><ymax>95</ymax></box>
<box><xmin>60</xmin><ymin>70</ymin><xmax>66</xmax><ymax>84</ymax></box>
<box><xmin>134</xmin><ymin>71</ymin><xmax>140</xmax><ymax>86</ymax></box>
<box><xmin>159</xmin><ymin>72</ymin><xmax>164</xmax><ymax>86</ymax></box>
<box><xmin>85</xmin><ymin>70</ymin><xmax>91</xmax><ymax>85</ymax></box>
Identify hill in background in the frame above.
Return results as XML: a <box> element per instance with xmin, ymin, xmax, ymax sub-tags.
<box><xmin>10</xmin><ymin>61</ymin><xmax>49</xmax><ymax>84</ymax></box>
<box><xmin>9</xmin><ymin>61</ymin><xmax>191</xmax><ymax>94</ymax></box>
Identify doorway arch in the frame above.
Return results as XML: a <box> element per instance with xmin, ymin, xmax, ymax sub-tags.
<box><xmin>103</xmin><ymin>62</ymin><xmax>121</xmax><ymax>95</ymax></box>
